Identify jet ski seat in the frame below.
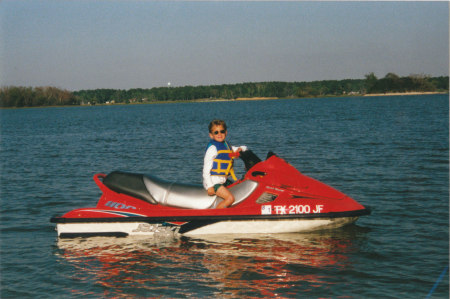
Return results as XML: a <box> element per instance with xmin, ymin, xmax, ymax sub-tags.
<box><xmin>103</xmin><ymin>171</ymin><xmax>258</xmax><ymax>209</ymax></box>
<box><xmin>103</xmin><ymin>171</ymin><xmax>157</xmax><ymax>204</ymax></box>
<box><xmin>143</xmin><ymin>174</ymin><xmax>258</xmax><ymax>209</ymax></box>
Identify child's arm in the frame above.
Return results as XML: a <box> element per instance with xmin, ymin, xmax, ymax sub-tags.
<box><xmin>231</xmin><ymin>145</ymin><xmax>248</xmax><ymax>152</ymax></box>
<box><xmin>203</xmin><ymin>146</ymin><xmax>217</xmax><ymax>193</ymax></box>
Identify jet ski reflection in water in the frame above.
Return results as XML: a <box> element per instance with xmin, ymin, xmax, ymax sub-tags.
<box><xmin>50</xmin><ymin>150</ymin><xmax>370</xmax><ymax>238</ymax></box>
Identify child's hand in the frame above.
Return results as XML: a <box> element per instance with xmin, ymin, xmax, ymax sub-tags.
<box><xmin>229</xmin><ymin>151</ymin><xmax>240</xmax><ymax>158</ymax></box>
<box><xmin>207</xmin><ymin>187</ymin><xmax>215</xmax><ymax>196</ymax></box>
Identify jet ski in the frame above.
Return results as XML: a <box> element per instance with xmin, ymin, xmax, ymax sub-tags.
<box><xmin>50</xmin><ymin>150</ymin><xmax>370</xmax><ymax>238</ymax></box>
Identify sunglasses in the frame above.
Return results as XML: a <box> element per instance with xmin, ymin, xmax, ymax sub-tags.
<box><xmin>212</xmin><ymin>130</ymin><xmax>226</xmax><ymax>135</ymax></box>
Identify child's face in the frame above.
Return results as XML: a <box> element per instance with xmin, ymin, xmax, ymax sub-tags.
<box><xmin>209</xmin><ymin>125</ymin><xmax>227</xmax><ymax>143</ymax></box>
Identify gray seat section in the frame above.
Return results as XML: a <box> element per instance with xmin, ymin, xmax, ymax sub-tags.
<box><xmin>143</xmin><ymin>175</ymin><xmax>258</xmax><ymax>209</ymax></box>
<box><xmin>103</xmin><ymin>171</ymin><xmax>258</xmax><ymax>209</ymax></box>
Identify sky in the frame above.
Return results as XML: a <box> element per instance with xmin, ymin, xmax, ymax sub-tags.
<box><xmin>1</xmin><ymin>1</ymin><xmax>448</xmax><ymax>91</ymax></box>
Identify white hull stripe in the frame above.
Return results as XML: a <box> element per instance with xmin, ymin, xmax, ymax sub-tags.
<box><xmin>83</xmin><ymin>209</ymin><xmax>147</xmax><ymax>217</ymax></box>
<box><xmin>56</xmin><ymin>217</ymin><xmax>359</xmax><ymax>237</ymax></box>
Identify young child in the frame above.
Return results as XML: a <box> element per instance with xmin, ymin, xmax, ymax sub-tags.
<box><xmin>203</xmin><ymin>120</ymin><xmax>247</xmax><ymax>209</ymax></box>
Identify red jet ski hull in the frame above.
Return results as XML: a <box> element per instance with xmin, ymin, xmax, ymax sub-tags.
<box><xmin>51</xmin><ymin>152</ymin><xmax>370</xmax><ymax>238</ymax></box>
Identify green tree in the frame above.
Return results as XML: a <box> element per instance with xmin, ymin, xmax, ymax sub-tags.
<box><xmin>365</xmin><ymin>72</ymin><xmax>378</xmax><ymax>93</ymax></box>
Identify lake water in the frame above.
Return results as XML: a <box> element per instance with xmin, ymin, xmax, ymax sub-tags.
<box><xmin>1</xmin><ymin>95</ymin><xmax>448</xmax><ymax>298</ymax></box>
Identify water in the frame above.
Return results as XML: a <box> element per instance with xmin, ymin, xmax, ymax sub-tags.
<box><xmin>1</xmin><ymin>95</ymin><xmax>448</xmax><ymax>298</ymax></box>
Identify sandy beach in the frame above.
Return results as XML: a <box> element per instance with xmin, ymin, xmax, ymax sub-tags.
<box><xmin>235</xmin><ymin>97</ymin><xmax>278</xmax><ymax>101</ymax></box>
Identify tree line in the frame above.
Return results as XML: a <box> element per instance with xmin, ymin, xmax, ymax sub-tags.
<box><xmin>1</xmin><ymin>73</ymin><xmax>448</xmax><ymax>108</ymax></box>
<box><xmin>0</xmin><ymin>86</ymin><xmax>79</xmax><ymax>108</ymax></box>
<box><xmin>365</xmin><ymin>73</ymin><xmax>448</xmax><ymax>94</ymax></box>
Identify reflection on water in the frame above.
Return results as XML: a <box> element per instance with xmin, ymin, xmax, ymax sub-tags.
<box><xmin>55</xmin><ymin>225</ymin><xmax>369</xmax><ymax>297</ymax></box>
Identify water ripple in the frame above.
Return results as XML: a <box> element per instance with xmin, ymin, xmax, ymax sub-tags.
<box><xmin>1</xmin><ymin>95</ymin><xmax>448</xmax><ymax>298</ymax></box>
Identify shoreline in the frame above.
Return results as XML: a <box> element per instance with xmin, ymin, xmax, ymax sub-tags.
<box><xmin>1</xmin><ymin>92</ymin><xmax>447</xmax><ymax>109</ymax></box>
<box><xmin>363</xmin><ymin>91</ymin><xmax>446</xmax><ymax>97</ymax></box>
<box><xmin>235</xmin><ymin>97</ymin><xmax>278</xmax><ymax>101</ymax></box>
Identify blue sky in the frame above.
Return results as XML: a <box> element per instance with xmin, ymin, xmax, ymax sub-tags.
<box><xmin>1</xmin><ymin>1</ymin><xmax>448</xmax><ymax>91</ymax></box>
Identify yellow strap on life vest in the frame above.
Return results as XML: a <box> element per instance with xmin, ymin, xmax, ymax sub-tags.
<box><xmin>229</xmin><ymin>168</ymin><xmax>238</xmax><ymax>181</ymax></box>
<box><xmin>213</xmin><ymin>149</ymin><xmax>238</xmax><ymax>181</ymax></box>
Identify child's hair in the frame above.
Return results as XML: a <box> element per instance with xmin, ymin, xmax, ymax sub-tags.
<box><xmin>208</xmin><ymin>119</ymin><xmax>227</xmax><ymax>133</ymax></box>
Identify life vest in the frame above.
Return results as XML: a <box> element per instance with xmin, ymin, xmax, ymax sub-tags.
<box><xmin>206</xmin><ymin>140</ymin><xmax>238</xmax><ymax>181</ymax></box>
